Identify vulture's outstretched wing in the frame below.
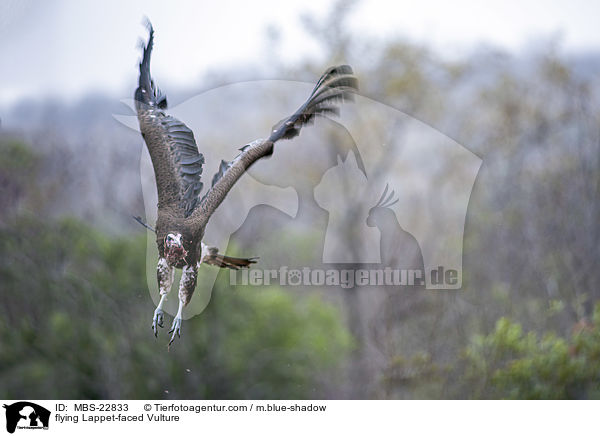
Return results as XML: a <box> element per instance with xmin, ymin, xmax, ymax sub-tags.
<box><xmin>135</xmin><ymin>25</ymin><xmax>205</xmax><ymax>217</ymax></box>
<box><xmin>192</xmin><ymin>66</ymin><xmax>358</xmax><ymax>228</ymax></box>
<box><xmin>269</xmin><ymin>65</ymin><xmax>358</xmax><ymax>142</ymax></box>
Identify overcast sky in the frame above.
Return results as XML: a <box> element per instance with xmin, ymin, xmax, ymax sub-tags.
<box><xmin>1</xmin><ymin>0</ymin><xmax>599</xmax><ymax>106</ymax></box>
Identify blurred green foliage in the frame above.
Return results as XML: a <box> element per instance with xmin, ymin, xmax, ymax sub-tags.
<box><xmin>0</xmin><ymin>138</ymin><xmax>40</xmax><ymax>217</ymax></box>
<box><xmin>3</xmin><ymin>207</ymin><xmax>598</xmax><ymax>399</ymax></box>
<box><xmin>0</xmin><ymin>138</ymin><xmax>38</xmax><ymax>171</ymax></box>
<box><xmin>0</xmin><ymin>211</ymin><xmax>351</xmax><ymax>399</ymax></box>
<box><xmin>460</xmin><ymin>306</ymin><xmax>600</xmax><ymax>399</ymax></box>
<box><xmin>3</xmin><ymin>1</ymin><xmax>600</xmax><ymax>399</ymax></box>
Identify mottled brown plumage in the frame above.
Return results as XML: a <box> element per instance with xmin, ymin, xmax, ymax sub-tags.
<box><xmin>134</xmin><ymin>23</ymin><xmax>358</xmax><ymax>345</ymax></box>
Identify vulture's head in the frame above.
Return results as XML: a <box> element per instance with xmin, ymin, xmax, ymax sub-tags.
<box><xmin>165</xmin><ymin>233</ymin><xmax>188</xmax><ymax>264</ymax></box>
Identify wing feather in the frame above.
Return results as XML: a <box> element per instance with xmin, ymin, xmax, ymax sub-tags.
<box><xmin>135</xmin><ymin>24</ymin><xmax>205</xmax><ymax>217</ymax></box>
<box><xmin>191</xmin><ymin>65</ymin><xmax>358</xmax><ymax>230</ymax></box>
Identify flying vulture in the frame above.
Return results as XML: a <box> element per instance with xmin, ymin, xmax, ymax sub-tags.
<box><xmin>134</xmin><ymin>23</ymin><xmax>358</xmax><ymax>346</ymax></box>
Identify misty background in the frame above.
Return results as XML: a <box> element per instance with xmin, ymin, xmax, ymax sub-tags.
<box><xmin>1</xmin><ymin>0</ymin><xmax>600</xmax><ymax>399</ymax></box>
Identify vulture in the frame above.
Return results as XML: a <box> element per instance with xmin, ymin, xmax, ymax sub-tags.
<box><xmin>134</xmin><ymin>23</ymin><xmax>358</xmax><ymax>346</ymax></box>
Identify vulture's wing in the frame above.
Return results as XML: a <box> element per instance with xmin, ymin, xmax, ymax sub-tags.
<box><xmin>135</xmin><ymin>25</ymin><xmax>205</xmax><ymax>217</ymax></box>
<box><xmin>190</xmin><ymin>65</ymin><xmax>358</xmax><ymax>228</ymax></box>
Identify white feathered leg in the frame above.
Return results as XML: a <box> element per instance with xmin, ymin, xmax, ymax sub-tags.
<box><xmin>153</xmin><ymin>257</ymin><xmax>174</xmax><ymax>337</ymax></box>
<box><xmin>168</xmin><ymin>264</ymin><xmax>198</xmax><ymax>347</ymax></box>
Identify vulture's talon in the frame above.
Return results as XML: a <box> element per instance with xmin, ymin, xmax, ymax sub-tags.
<box><xmin>168</xmin><ymin>317</ymin><xmax>182</xmax><ymax>346</ymax></box>
<box><xmin>152</xmin><ymin>308</ymin><xmax>164</xmax><ymax>337</ymax></box>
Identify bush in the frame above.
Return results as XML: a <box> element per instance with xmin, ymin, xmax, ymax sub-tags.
<box><xmin>460</xmin><ymin>305</ymin><xmax>600</xmax><ymax>399</ymax></box>
<box><xmin>0</xmin><ymin>217</ymin><xmax>351</xmax><ymax>399</ymax></box>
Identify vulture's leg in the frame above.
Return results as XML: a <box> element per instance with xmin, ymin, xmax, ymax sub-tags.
<box><xmin>168</xmin><ymin>263</ymin><xmax>198</xmax><ymax>346</ymax></box>
<box><xmin>153</xmin><ymin>257</ymin><xmax>174</xmax><ymax>337</ymax></box>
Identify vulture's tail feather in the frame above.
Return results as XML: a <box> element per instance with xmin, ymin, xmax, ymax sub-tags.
<box><xmin>209</xmin><ymin>254</ymin><xmax>259</xmax><ymax>270</ymax></box>
<box><xmin>218</xmin><ymin>254</ymin><xmax>259</xmax><ymax>270</ymax></box>
<box><xmin>269</xmin><ymin>65</ymin><xmax>358</xmax><ymax>142</ymax></box>
<box><xmin>202</xmin><ymin>245</ymin><xmax>259</xmax><ymax>270</ymax></box>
